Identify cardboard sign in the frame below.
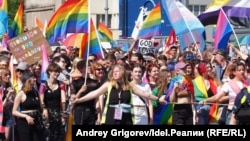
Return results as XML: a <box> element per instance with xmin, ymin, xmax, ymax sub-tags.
<box><xmin>7</xmin><ymin>27</ymin><xmax>53</xmax><ymax>65</ymax></box>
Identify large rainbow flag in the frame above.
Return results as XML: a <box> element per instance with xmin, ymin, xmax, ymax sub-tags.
<box><xmin>0</xmin><ymin>0</ymin><xmax>8</xmax><ymax>37</ymax></box>
<box><xmin>46</xmin><ymin>0</ymin><xmax>88</xmax><ymax>44</ymax></box>
<box><xmin>8</xmin><ymin>0</ymin><xmax>23</xmax><ymax>39</ymax></box>
<box><xmin>137</xmin><ymin>2</ymin><xmax>161</xmax><ymax>39</ymax></box>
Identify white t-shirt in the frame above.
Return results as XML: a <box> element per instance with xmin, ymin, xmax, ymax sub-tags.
<box><xmin>221</xmin><ymin>80</ymin><xmax>244</xmax><ymax>109</ymax></box>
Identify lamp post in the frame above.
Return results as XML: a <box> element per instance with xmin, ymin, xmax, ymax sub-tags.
<box><xmin>105</xmin><ymin>0</ymin><xmax>109</xmax><ymax>26</ymax></box>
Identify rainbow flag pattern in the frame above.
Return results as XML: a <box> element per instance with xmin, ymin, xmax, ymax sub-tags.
<box><xmin>82</xmin><ymin>19</ymin><xmax>104</xmax><ymax>59</ymax></box>
<box><xmin>8</xmin><ymin>1</ymin><xmax>23</xmax><ymax>39</ymax></box>
<box><xmin>0</xmin><ymin>0</ymin><xmax>8</xmax><ymax>36</ymax></box>
<box><xmin>46</xmin><ymin>0</ymin><xmax>88</xmax><ymax>44</ymax></box>
<box><xmin>154</xmin><ymin>74</ymin><xmax>186</xmax><ymax>125</ymax></box>
<box><xmin>98</xmin><ymin>22</ymin><xmax>113</xmax><ymax>42</ymax></box>
<box><xmin>137</xmin><ymin>2</ymin><xmax>161</xmax><ymax>39</ymax></box>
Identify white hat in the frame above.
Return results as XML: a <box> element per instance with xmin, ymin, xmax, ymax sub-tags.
<box><xmin>16</xmin><ymin>62</ymin><xmax>29</xmax><ymax>70</ymax></box>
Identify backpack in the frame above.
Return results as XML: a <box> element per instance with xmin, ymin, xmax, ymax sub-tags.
<box><xmin>234</xmin><ymin>88</ymin><xmax>250</xmax><ymax>123</ymax></box>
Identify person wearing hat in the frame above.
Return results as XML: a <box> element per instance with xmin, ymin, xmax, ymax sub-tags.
<box><xmin>15</xmin><ymin>61</ymin><xmax>31</xmax><ymax>92</ymax></box>
<box><xmin>12</xmin><ymin>72</ymin><xmax>44</xmax><ymax>141</ymax></box>
<box><xmin>166</xmin><ymin>61</ymin><xmax>195</xmax><ymax>125</ymax></box>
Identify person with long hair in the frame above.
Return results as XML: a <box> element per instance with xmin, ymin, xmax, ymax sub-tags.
<box><xmin>12</xmin><ymin>73</ymin><xmax>43</xmax><ymax>141</ymax></box>
<box><xmin>130</xmin><ymin>64</ymin><xmax>153</xmax><ymax>125</ymax></box>
<box><xmin>200</xmin><ymin>61</ymin><xmax>246</xmax><ymax>125</ymax></box>
<box><xmin>0</xmin><ymin>68</ymin><xmax>15</xmax><ymax>141</ymax></box>
<box><xmin>73</xmin><ymin>64</ymin><xmax>165</xmax><ymax>125</ymax></box>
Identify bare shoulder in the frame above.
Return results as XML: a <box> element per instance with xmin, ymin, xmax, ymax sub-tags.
<box><xmin>16</xmin><ymin>91</ymin><xmax>25</xmax><ymax>99</ymax></box>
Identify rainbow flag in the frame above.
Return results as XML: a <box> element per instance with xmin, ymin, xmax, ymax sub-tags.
<box><xmin>192</xmin><ymin>76</ymin><xmax>208</xmax><ymax>102</ymax></box>
<box><xmin>214</xmin><ymin>9</ymin><xmax>233</xmax><ymax>50</ymax></box>
<box><xmin>137</xmin><ymin>2</ymin><xmax>161</xmax><ymax>39</ymax></box>
<box><xmin>81</xmin><ymin>19</ymin><xmax>104</xmax><ymax>59</ymax></box>
<box><xmin>46</xmin><ymin>0</ymin><xmax>88</xmax><ymax>44</ymax></box>
<box><xmin>154</xmin><ymin>74</ymin><xmax>185</xmax><ymax>125</ymax></box>
<box><xmin>98</xmin><ymin>22</ymin><xmax>113</xmax><ymax>42</ymax></box>
<box><xmin>8</xmin><ymin>1</ymin><xmax>23</xmax><ymax>39</ymax></box>
<box><xmin>0</xmin><ymin>0</ymin><xmax>8</xmax><ymax>36</ymax></box>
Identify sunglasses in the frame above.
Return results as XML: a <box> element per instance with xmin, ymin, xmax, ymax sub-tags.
<box><xmin>96</xmin><ymin>68</ymin><xmax>103</xmax><ymax>71</ymax></box>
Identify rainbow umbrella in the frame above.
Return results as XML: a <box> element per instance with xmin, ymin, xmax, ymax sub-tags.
<box><xmin>62</xmin><ymin>33</ymin><xmax>87</xmax><ymax>48</ymax></box>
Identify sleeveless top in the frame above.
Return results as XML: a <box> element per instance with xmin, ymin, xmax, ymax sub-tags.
<box><xmin>43</xmin><ymin>82</ymin><xmax>61</xmax><ymax>109</ymax></box>
<box><xmin>20</xmin><ymin>88</ymin><xmax>40</xmax><ymax>111</ymax></box>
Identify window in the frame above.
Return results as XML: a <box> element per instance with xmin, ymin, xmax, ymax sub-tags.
<box><xmin>96</xmin><ymin>14</ymin><xmax>112</xmax><ymax>28</ymax></box>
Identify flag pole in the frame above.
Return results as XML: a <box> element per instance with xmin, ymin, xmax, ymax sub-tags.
<box><xmin>84</xmin><ymin>0</ymin><xmax>91</xmax><ymax>85</ymax></box>
<box><xmin>220</xmin><ymin>8</ymin><xmax>240</xmax><ymax>49</ymax></box>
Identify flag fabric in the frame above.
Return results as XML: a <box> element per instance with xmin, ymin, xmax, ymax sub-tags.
<box><xmin>223</xmin><ymin>0</ymin><xmax>250</xmax><ymax>27</ymax></box>
<box><xmin>161</xmin><ymin>0</ymin><xmax>206</xmax><ymax>51</ymax></box>
<box><xmin>35</xmin><ymin>16</ymin><xmax>44</xmax><ymax>31</ymax></box>
<box><xmin>98</xmin><ymin>22</ymin><xmax>113</xmax><ymax>42</ymax></box>
<box><xmin>0</xmin><ymin>0</ymin><xmax>7</xmax><ymax>36</ymax></box>
<box><xmin>193</xmin><ymin>75</ymin><xmax>208</xmax><ymax>102</ymax></box>
<box><xmin>214</xmin><ymin>9</ymin><xmax>233</xmax><ymax>50</ymax></box>
<box><xmin>137</xmin><ymin>2</ymin><xmax>161</xmax><ymax>39</ymax></box>
<box><xmin>131</xmin><ymin>6</ymin><xmax>147</xmax><ymax>39</ymax></box>
<box><xmin>40</xmin><ymin>44</ymin><xmax>50</xmax><ymax>83</ymax></box>
<box><xmin>198</xmin><ymin>0</ymin><xmax>250</xmax><ymax>27</ymax></box>
<box><xmin>153</xmin><ymin>74</ymin><xmax>185</xmax><ymax>125</ymax></box>
<box><xmin>198</xmin><ymin>0</ymin><xmax>230</xmax><ymax>26</ymax></box>
<box><xmin>165</xmin><ymin>29</ymin><xmax>177</xmax><ymax>55</ymax></box>
<box><xmin>46</xmin><ymin>0</ymin><xmax>88</xmax><ymax>44</ymax></box>
<box><xmin>8</xmin><ymin>1</ymin><xmax>24</xmax><ymax>39</ymax></box>
<box><xmin>85</xmin><ymin>19</ymin><xmax>104</xmax><ymax>59</ymax></box>
<box><xmin>62</xmin><ymin>33</ymin><xmax>87</xmax><ymax>51</ymax></box>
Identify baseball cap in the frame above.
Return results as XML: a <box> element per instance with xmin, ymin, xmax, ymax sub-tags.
<box><xmin>174</xmin><ymin>62</ymin><xmax>187</xmax><ymax>71</ymax></box>
<box><xmin>21</xmin><ymin>72</ymin><xmax>34</xmax><ymax>84</ymax></box>
<box><xmin>166</xmin><ymin>61</ymin><xmax>176</xmax><ymax>71</ymax></box>
<box><xmin>16</xmin><ymin>62</ymin><xmax>29</xmax><ymax>71</ymax></box>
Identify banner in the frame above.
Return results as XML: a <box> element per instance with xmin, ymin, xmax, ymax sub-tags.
<box><xmin>7</xmin><ymin>27</ymin><xmax>53</xmax><ymax>65</ymax></box>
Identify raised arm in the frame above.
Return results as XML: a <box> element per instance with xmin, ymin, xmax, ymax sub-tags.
<box><xmin>73</xmin><ymin>82</ymin><xmax>109</xmax><ymax>104</ymax></box>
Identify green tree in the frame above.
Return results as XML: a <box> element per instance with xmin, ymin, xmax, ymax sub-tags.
<box><xmin>8</xmin><ymin>0</ymin><xmax>20</xmax><ymax>27</ymax></box>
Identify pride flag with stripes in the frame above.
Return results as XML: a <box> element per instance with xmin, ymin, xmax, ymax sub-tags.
<box><xmin>154</xmin><ymin>74</ymin><xmax>186</xmax><ymax>125</ymax></box>
<box><xmin>40</xmin><ymin>44</ymin><xmax>50</xmax><ymax>83</ymax></box>
<box><xmin>98</xmin><ymin>22</ymin><xmax>113</xmax><ymax>42</ymax></box>
<box><xmin>0</xmin><ymin>0</ymin><xmax>8</xmax><ymax>36</ymax></box>
<box><xmin>214</xmin><ymin>9</ymin><xmax>233</xmax><ymax>50</ymax></box>
<box><xmin>137</xmin><ymin>2</ymin><xmax>161</xmax><ymax>39</ymax></box>
<box><xmin>46</xmin><ymin>0</ymin><xmax>88</xmax><ymax>44</ymax></box>
<box><xmin>8</xmin><ymin>0</ymin><xmax>23</xmax><ymax>39</ymax></box>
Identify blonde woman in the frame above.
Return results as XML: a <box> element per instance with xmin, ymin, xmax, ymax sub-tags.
<box><xmin>73</xmin><ymin>64</ymin><xmax>165</xmax><ymax>125</ymax></box>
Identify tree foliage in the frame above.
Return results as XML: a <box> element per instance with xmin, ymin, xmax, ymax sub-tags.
<box><xmin>8</xmin><ymin>0</ymin><xmax>20</xmax><ymax>27</ymax></box>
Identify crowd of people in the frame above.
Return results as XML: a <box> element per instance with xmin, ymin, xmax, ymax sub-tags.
<box><xmin>0</xmin><ymin>38</ymin><xmax>249</xmax><ymax>140</ymax></box>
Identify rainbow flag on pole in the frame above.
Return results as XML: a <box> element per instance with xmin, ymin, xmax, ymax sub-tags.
<box><xmin>137</xmin><ymin>2</ymin><xmax>161</xmax><ymax>39</ymax></box>
<box><xmin>98</xmin><ymin>22</ymin><xmax>113</xmax><ymax>42</ymax></box>
<box><xmin>46</xmin><ymin>0</ymin><xmax>88</xmax><ymax>44</ymax></box>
